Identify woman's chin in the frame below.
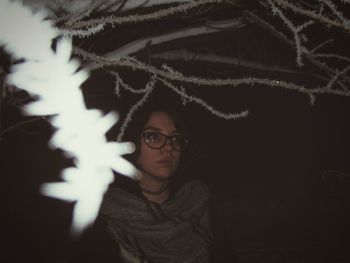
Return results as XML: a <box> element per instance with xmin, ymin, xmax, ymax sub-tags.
<box><xmin>152</xmin><ymin>168</ymin><xmax>175</xmax><ymax>179</ymax></box>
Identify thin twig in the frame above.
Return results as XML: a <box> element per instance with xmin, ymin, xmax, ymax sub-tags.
<box><xmin>0</xmin><ymin>116</ymin><xmax>46</xmax><ymax>139</ymax></box>
<box><xmin>272</xmin><ymin>0</ymin><xmax>350</xmax><ymax>32</ymax></box>
<box><xmin>243</xmin><ymin>10</ymin><xmax>350</xmax><ymax>88</ymax></box>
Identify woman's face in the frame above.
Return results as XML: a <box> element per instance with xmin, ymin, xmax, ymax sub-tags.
<box><xmin>136</xmin><ymin>111</ymin><xmax>182</xmax><ymax>179</ymax></box>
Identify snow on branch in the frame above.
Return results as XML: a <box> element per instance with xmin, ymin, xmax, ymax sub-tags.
<box><xmin>271</xmin><ymin>0</ymin><xmax>350</xmax><ymax>32</ymax></box>
<box><xmin>158</xmin><ymin>77</ymin><xmax>249</xmax><ymax>120</ymax></box>
<box><xmin>74</xmin><ymin>47</ymin><xmax>350</xmax><ymax>96</ymax></box>
<box><xmin>116</xmin><ymin>76</ymin><xmax>156</xmax><ymax>142</ymax></box>
<box><xmin>49</xmin><ymin>0</ymin><xmax>192</xmax><ymax>18</ymax></box>
<box><xmin>266</xmin><ymin>0</ymin><xmax>307</xmax><ymax>67</ymax></box>
<box><xmin>86</xmin><ymin>18</ymin><xmax>246</xmax><ymax>66</ymax></box>
<box><xmin>244</xmin><ymin>9</ymin><xmax>350</xmax><ymax>92</ymax></box>
<box><xmin>59</xmin><ymin>0</ymin><xmax>221</xmax><ymax>32</ymax></box>
<box><xmin>318</xmin><ymin>0</ymin><xmax>350</xmax><ymax>25</ymax></box>
<box><xmin>73</xmin><ymin>38</ymin><xmax>350</xmax><ymax>135</ymax></box>
<box><xmin>0</xmin><ymin>0</ymin><xmax>136</xmax><ymax>236</ymax></box>
<box><xmin>152</xmin><ymin>49</ymin><xmax>299</xmax><ymax>75</ymax></box>
<box><xmin>59</xmin><ymin>24</ymin><xmax>105</xmax><ymax>38</ymax></box>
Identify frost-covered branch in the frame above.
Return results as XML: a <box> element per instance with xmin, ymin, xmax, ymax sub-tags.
<box><xmin>87</xmin><ymin>18</ymin><xmax>246</xmax><ymax>66</ymax></box>
<box><xmin>74</xmin><ymin>47</ymin><xmax>350</xmax><ymax>96</ymax></box>
<box><xmin>158</xmin><ymin>77</ymin><xmax>249</xmax><ymax>120</ymax></box>
<box><xmin>318</xmin><ymin>0</ymin><xmax>349</xmax><ymax>25</ymax></box>
<box><xmin>59</xmin><ymin>24</ymin><xmax>105</xmax><ymax>38</ymax></box>
<box><xmin>60</xmin><ymin>0</ymin><xmax>221</xmax><ymax>31</ymax></box>
<box><xmin>116</xmin><ymin>76</ymin><xmax>156</xmax><ymax>141</ymax></box>
<box><xmin>310</xmin><ymin>53</ymin><xmax>350</xmax><ymax>63</ymax></box>
<box><xmin>325</xmin><ymin>65</ymin><xmax>350</xmax><ymax>90</ymax></box>
<box><xmin>49</xmin><ymin>0</ymin><xmax>192</xmax><ymax>17</ymax></box>
<box><xmin>266</xmin><ymin>0</ymin><xmax>307</xmax><ymax>67</ymax></box>
<box><xmin>244</xmin><ymin>10</ymin><xmax>350</xmax><ymax>90</ymax></box>
<box><xmin>271</xmin><ymin>0</ymin><xmax>350</xmax><ymax>32</ymax></box>
<box><xmin>152</xmin><ymin>49</ymin><xmax>302</xmax><ymax>75</ymax></box>
<box><xmin>110</xmin><ymin>70</ymin><xmax>249</xmax><ymax>140</ymax></box>
<box><xmin>310</xmin><ymin>39</ymin><xmax>334</xmax><ymax>53</ymax></box>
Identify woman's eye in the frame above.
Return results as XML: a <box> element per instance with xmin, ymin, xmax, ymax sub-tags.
<box><xmin>172</xmin><ymin>135</ymin><xmax>182</xmax><ymax>144</ymax></box>
<box><xmin>146</xmin><ymin>133</ymin><xmax>160</xmax><ymax>141</ymax></box>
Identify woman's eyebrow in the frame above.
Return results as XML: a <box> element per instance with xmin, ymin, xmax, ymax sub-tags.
<box><xmin>143</xmin><ymin>126</ymin><xmax>161</xmax><ymax>131</ymax></box>
<box><xmin>143</xmin><ymin>126</ymin><xmax>180</xmax><ymax>134</ymax></box>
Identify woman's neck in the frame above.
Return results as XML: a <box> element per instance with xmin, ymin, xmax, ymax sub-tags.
<box><xmin>139</xmin><ymin>172</ymin><xmax>170</xmax><ymax>204</ymax></box>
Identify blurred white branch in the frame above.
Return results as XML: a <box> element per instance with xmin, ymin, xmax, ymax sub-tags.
<box><xmin>0</xmin><ymin>0</ymin><xmax>136</xmax><ymax>236</ymax></box>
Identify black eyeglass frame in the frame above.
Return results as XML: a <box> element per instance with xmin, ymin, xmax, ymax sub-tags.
<box><xmin>142</xmin><ymin>131</ymin><xmax>188</xmax><ymax>152</ymax></box>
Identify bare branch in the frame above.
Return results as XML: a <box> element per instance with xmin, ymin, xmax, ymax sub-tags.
<box><xmin>243</xmin><ymin>11</ymin><xmax>350</xmax><ymax>89</ymax></box>
<box><xmin>62</xmin><ymin>0</ymin><xmax>222</xmax><ymax>30</ymax></box>
<box><xmin>271</xmin><ymin>0</ymin><xmax>350</xmax><ymax>32</ymax></box>
<box><xmin>116</xmin><ymin>78</ymin><xmax>155</xmax><ymax>141</ymax></box>
<box><xmin>158</xmin><ymin>77</ymin><xmax>249</xmax><ymax>120</ymax></box>
<box><xmin>85</xmin><ymin>17</ymin><xmax>245</xmax><ymax>67</ymax></box>
<box><xmin>74</xmin><ymin>47</ymin><xmax>350</xmax><ymax>99</ymax></box>
<box><xmin>0</xmin><ymin>116</ymin><xmax>46</xmax><ymax>139</ymax></box>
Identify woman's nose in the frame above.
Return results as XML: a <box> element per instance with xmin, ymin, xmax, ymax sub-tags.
<box><xmin>162</xmin><ymin>138</ymin><xmax>173</xmax><ymax>151</ymax></box>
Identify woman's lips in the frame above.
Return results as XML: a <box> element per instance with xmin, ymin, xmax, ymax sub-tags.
<box><xmin>157</xmin><ymin>159</ymin><xmax>172</xmax><ymax>165</ymax></box>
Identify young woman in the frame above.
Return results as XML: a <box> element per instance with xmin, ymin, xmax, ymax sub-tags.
<box><xmin>100</xmin><ymin>103</ymin><xmax>212</xmax><ymax>263</ymax></box>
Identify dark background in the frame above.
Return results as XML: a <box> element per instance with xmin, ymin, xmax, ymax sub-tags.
<box><xmin>2</xmin><ymin>1</ymin><xmax>350</xmax><ymax>262</ymax></box>
<box><xmin>2</xmin><ymin>72</ymin><xmax>350</xmax><ymax>263</ymax></box>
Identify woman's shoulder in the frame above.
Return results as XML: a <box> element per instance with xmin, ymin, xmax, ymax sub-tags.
<box><xmin>181</xmin><ymin>179</ymin><xmax>210</xmax><ymax>196</ymax></box>
<box><xmin>170</xmin><ymin>178</ymin><xmax>211</xmax><ymax>206</ymax></box>
<box><xmin>101</xmin><ymin>181</ymin><xmax>143</xmax><ymax>215</ymax></box>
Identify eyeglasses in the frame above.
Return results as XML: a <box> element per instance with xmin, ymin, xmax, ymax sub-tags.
<box><xmin>142</xmin><ymin>131</ymin><xmax>187</xmax><ymax>152</ymax></box>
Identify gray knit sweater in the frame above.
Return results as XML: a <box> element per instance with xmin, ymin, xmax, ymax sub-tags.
<box><xmin>101</xmin><ymin>180</ymin><xmax>212</xmax><ymax>263</ymax></box>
